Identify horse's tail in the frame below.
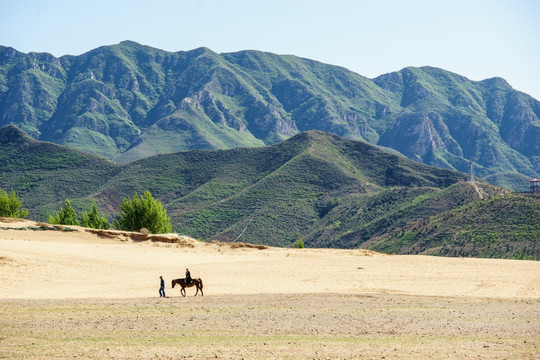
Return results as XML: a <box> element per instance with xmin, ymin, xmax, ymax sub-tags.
<box><xmin>198</xmin><ymin>278</ymin><xmax>203</xmax><ymax>290</ymax></box>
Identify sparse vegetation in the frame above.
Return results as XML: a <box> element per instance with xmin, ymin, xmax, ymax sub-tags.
<box><xmin>372</xmin><ymin>193</ymin><xmax>540</xmax><ymax>259</ymax></box>
<box><xmin>0</xmin><ymin>294</ymin><xmax>537</xmax><ymax>359</ymax></box>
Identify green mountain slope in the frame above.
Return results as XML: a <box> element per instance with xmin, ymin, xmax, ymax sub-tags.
<box><xmin>1</xmin><ymin>42</ymin><xmax>538</xmax><ymax>189</ymax></box>
<box><xmin>4</xmin><ymin>125</ymin><xmax>534</xmax><ymax>260</ymax></box>
<box><xmin>372</xmin><ymin>192</ymin><xmax>539</xmax><ymax>260</ymax></box>
<box><xmin>0</xmin><ymin>125</ymin><xmax>119</xmax><ymax>216</ymax></box>
<box><xmin>374</xmin><ymin>67</ymin><xmax>539</xmax><ymax>179</ymax></box>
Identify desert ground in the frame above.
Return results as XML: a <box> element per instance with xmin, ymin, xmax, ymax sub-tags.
<box><xmin>0</xmin><ymin>218</ymin><xmax>538</xmax><ymax>359</ymax></box>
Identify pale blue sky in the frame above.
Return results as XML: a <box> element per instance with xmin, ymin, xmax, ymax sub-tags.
<box><xmin>1</xmin><ymin>0</ymin><xmax>539</xmax><ymax>99</ymax></box>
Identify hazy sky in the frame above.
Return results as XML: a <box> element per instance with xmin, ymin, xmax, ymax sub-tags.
<box><xmin>1</xmin><ymin>0</ymin><xmax>539</xmax><ymax>99</ymax></box>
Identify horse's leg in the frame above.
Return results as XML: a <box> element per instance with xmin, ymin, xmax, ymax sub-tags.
<box><xmin>181</xmin><ymin>286</ymin><xmax>186</xmax><ymax>297</ymax></box>
<box><xmin>199</xmin><ymin>283</ymin><xmax>203</xmax><ymax>296</ymax></box>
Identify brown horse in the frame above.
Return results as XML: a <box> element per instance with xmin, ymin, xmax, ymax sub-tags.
<box><xmin>171</xmin><ymin>278</ymin><xmax>203</xmax><ymax>296</ymax></box>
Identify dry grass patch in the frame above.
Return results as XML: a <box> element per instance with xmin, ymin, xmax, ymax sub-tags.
<box><xmin>1</xmin><ymin>294</ymin><xmax>538</xmax><ymax>359</ymax></box>
<box><xmin>212</xmin><ymin>240</ymin><xmax>268</xmax><ymax>250</ymax></box>
<box><xmin>0</xmin><ymin>217</ymin><xmax>22</xmax><ymax>223</ymax></box>
<box><xmin>83</xmin><ymin>228</ymin><xmax>196</xmax><ymax>247</ymax></box>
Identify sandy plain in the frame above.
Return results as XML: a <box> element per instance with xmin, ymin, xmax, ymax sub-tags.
<box><xmin>0</xmin><ymin>218</ymin><xmax>538</xmax><ymax>359</ymax></box>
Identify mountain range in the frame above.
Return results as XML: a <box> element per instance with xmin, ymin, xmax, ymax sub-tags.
<box><xmin>3</xmin><ymin>125</ymin><xmax>538</xmax><ymax>260</ymax></box>
<box><xmin>1</xmin><ymin>41</ymin><xmax>538</xmax><ymax>190</ymax></box>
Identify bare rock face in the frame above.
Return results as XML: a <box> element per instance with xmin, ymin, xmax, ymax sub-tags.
<box><xmin>379</xmin><ymin>112</ymin><xmax>444</xmax><ymax>163</ymax></box>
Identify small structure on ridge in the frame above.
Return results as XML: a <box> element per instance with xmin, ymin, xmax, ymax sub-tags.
<box><xmin>530</xmin><ymin>178</ymin><xmax>540</xmax><ymax>193</ymax></box>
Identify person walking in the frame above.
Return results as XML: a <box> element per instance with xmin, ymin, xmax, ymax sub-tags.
<box><xmin>159</xmin><ymin>276</ymin><xmax>166</xmax><ymax>297</ymax></box>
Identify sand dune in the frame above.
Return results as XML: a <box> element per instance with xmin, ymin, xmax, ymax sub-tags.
<box><xmin>1</xmin><ymin>218</ymin><xmax>538</xmax><ymax>300</ymax></box>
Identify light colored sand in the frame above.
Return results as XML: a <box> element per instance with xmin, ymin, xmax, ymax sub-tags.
<box><xmin>1</xmin><ymin>218</ymin><xmax>539</xmax><ymax>359</ymax></box>
<box><xmin>1</xmin><ymin>218</ymin><xmax>538</xmax><ymax>300</ymax></box>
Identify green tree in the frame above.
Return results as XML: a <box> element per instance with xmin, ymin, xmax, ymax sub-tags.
<box><xmin>80</xmin><ymin>201</ymin><xmax>109</xmax><ymax>229</ymax></box>
<box><xmin>113</xmin><ymin>191</ymin><xmax>172</xmax><ymax>234</ymax></box>
<box><xmin>49</xmin><ymin>199</ymin><xmax>79</xmax><ymax>225</ymax></box>
<box><xmin>0</xmin><ymin>188</ymin><xmax>28</xmax><ymax>218</ymax></box>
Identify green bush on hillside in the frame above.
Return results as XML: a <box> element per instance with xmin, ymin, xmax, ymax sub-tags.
<box><xmin>113</xmin><ymin>191</ymin><xmax>172</xmax><ymax>234</ymax></box>
<box><xmin>0</xmin><ymin>188</ymin><xmax>28</xmax><ymax>218</ymax></box>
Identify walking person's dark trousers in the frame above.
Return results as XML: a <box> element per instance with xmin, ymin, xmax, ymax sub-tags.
<box><xmin>159</xmin><ymin>286</ymin><xmax>166</xmax><ymax>297</ymax></box>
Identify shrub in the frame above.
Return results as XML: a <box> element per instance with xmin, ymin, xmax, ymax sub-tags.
<box><xmin>295</xmin><ymin>238</ymin><xmax>305</xmax><ymax>248</ymax></box>
<box><xmin>80</xmin><ymin>201</ymin><xmax>109</xmax><ymax>229</ymax></box>
<box><xmin>49</xmin><ymin>199</ymin><xmax>79</xmax><ymax>225</ymax></box>
<box><xmin>0</xmin><ymin>188</ymin><xmax>28</xmax><ymax>218</ymax></box>
<box><xmin>113</xmin><ymin>191</ymin><xmax>172</xmax><ymax>234</ymax></box>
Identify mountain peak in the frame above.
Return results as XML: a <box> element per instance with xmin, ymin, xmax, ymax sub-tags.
<box><xmin>481</xmin><ymin>76</ymin><xmax>511</xmax><ymax>89</ymax></box>
<box><xmin>0</xmin><ymin>42</ymin><xmax>537</xmax><ymax>188</ymax></box>
<box><xmin>0</xmin><ymin>125</ymin><xmax>35</xmax><ymax>146</ymax></box>
<box><xmin>119</xmin><ymin>40</ymin><xmax>142</xmax><ymax>47</ymax></box>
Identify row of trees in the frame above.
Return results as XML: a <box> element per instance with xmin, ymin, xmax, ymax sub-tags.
<box><xmin>0</xmin><ymin>189</ymin><xmax>172</xmax><ymax>234</ymax></box>
<box><xmin>48</xmin><ymin>200</ymin><xmax>109</xmax><ymax>229</ymax></box>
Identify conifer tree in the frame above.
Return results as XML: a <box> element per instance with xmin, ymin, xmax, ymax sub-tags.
<box><xmin>80</xmin><ymin>201</ymin><xmax>109</xmax><ymax>229</ymax></box>
<box><xmin>0</xmin><ymin>188</ymin><xmax>28</xmax><ymax>218</ymax></box>
<box><xmin>49</xmin><ymin>199</ymin><xmax>79</xmax><ymax>225</ymax></box>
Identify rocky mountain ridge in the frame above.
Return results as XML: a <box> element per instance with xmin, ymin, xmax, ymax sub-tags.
<box><xmin>1</xmin><ymin>41</ymin><xmax>538</xmax><ymax>189</ymax></box>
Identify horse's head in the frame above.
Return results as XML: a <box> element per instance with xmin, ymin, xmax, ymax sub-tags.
<box><xmin>171</xmin><ymin>279</ymin><xmax>176</xmax><ymax>288</ymax></box>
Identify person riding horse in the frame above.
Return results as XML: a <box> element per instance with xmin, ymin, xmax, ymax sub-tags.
<box><xmin>185</xmin><ymin>268</ymin><xmax>192</xmax><ymax>284</ymax></box>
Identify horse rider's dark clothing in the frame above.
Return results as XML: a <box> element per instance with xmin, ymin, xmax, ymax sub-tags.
<box><xmin>185</xmin><ymin>271</ymin><xmax>192</xmax><ymax>284</ymax></box>
<box><xmin>159</xmin><ymin>278</ymin><xmax>166</xmax><ymax>297</ymax></box>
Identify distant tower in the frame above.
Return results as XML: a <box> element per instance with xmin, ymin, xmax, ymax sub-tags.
<box><xmin>530</xmin><ymin>178</ymin><xmax>540</xmax><ymax>193</ymax></box>
<box><xmin>469</xmin><ymin>161</ymin><xmax>474</xmax><ymax>182</ymax></box>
